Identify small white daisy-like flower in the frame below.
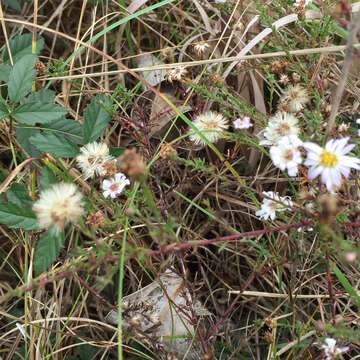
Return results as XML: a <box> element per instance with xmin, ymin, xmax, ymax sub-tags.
<box><xmin>76</xmin><ymin>142</ymin><xmax>112</xmax><ymax>179</ymax></box>
<box><xmin>166</xmin><ymin>65</ymin><xmax>187</xmax><ymax>83</ymax></box>
<box><xmin>270</xmin><ymin>135</ymin><xmax>303</xmax><ymax>176</ymax></box>
<box><xmin>321</xmin><ymin>338</ymin><xmax>349</xmax><ymax>360</ymax></box>
<box><xmin>255</xmin><ymin>191</ymin><xmax>292</xmax><ymax>221</ymax></box>
<box><xmin>303</xmin><ymin>137</ymin><xmax>360</xmax><ymax>192</ymax></box>
<box><xmin>280</xmin><ymin>84</ymin><xmax>309</xmax><ymax>112</ymax></box>
<box><xmin>338</xmin><ymin>122</ymin><xmax>349</xmax><ymax>133</ymax></box>
<box><xmin>189</xmin><ymin>111</ymin><xmax>229</xmax><ymax>146</ymax></box>
<box><xmin>102</xmin><ymin>172</ymin><xmax>130</xmax><ymax>199</ymax></box>
<box><xmin>259</xmin><ymin>112</ymin><xmax>300</xmax><ymax>146</ymax></box>
<box><xmin>33</xmin><ymin>183</ymin><xmax>84</xmax><ymax>230</ymax></box>
<box><xmin>233</xmin><ymin>116</ymin><xmax>253</xmax><ymax>130</ymax></box>
<box><xmin>194</xmin><ymin>41</ymin><xmax>210</xmax><ymax>56</ymax></box>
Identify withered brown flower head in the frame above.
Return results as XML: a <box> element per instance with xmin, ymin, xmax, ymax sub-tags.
<box><xmin>86</xmin><ymin>211</ymin><xmax>104</xmax><ymax>228</ymax></box>
<box><xmin>119</xmin><ymin>148</ymin><xmax>147</xmax><ymax>179</ymax></box>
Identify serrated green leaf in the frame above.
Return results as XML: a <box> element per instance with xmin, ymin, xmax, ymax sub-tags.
<box><xmin>15</xmin><ymin>126</ymin><xmax>42</xmax><ymax>157</ymax></box>
<box><xmin>0</xmin><ymin>203</ymin><xmax>39</xmax><ymax>230</ymax></box>
<box><xmin>3</xmin><ymin>34</ymin><xmax>44</xmax><ymax>63</ymax></box>
<box><xmin>13</xmin><ymin>102</ymin><xmax>67</xmax><ymax>125</ymax></box>
<box><xmin>6</xmin><ymin>183</ymin><xmax>34</xmax><ymax>207</ymax></box>
<box><xmin>0</xmin><ymin>97</ymin><xmax>9</xmax><ymax>120</ymax></box>
<box><xmin>46</xmin><ymin>118</ymin><xmax>84</xmax><ymax>144</ymax></box>
<box><xmin>40</xmin><ymin>167</ymin><xmax>58</xmax><ymax>190</ymax></box>
<box><xmin>8</xmin><ymin>55</ymin><xmax>37</xmax><ymax>104</ymax></box>
<box><xmin>30</xmin><ymin>132</ymin><xmax>79</xmax><ymax>157</ymax></box>
<box><xmin>22</xmin><ymin>89</ymin><xmax>56</xmax><ymax>104</ymax></box>
<box><xmin>0</xmin><ymin>64</ymin><xmax>11</xmax><ymax>82</ymax></box>
<box><xmin>83</xmin><ymin>94</ymin><xmax>110</xmax><ymax>143</ymax></box>
<box><xmin>34</xmin><ymin>228</ymin><xmax>64</xmax><ymax>275</ymax></box>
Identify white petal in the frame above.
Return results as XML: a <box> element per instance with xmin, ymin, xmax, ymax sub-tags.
<box><xmin>307</xmin><ymin>166</ymin><xmax>322</xmax><ymax>180</ymax></box>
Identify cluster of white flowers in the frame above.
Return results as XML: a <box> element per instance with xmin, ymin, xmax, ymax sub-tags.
<box><xmin>256</xmin><ymin>82</ymin><xmax>360</xmax><ymax>220</ymax></box>
<box><xmin>76</xmin><ymin>142</ymin><xmax>130</xmax><ymax>199</ymax></box>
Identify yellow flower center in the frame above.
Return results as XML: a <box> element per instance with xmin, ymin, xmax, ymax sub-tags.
<box><xmin>319</xmin><ymin>150</ymin><xmax>338</xmax><ymax>168</ymax></box>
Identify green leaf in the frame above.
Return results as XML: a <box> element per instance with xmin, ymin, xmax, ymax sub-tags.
<box><xmin>22</xmin><ymin>89</ymin><xmax>56</xmax><ymax>104</ymax></box>
<box><xmin>0</xmin><ymin>64</ymin><xmax>11</xmax><ymax>82</ymax></box>
<box><xmin>83</xmin><ymin>94</ymin><xmax>110</xmax><ymax>143</ymax></box>
<box><xmin>15</xmin><ymin>126</ymin><xmax>42</xmax><ymax>157</ymax></box>
<box><xmin>46</xmin><ymin>118</ymin><xmax>84</xmax><ymax>144</ymax></box>
<box><xmin>34</xmin><ymin>228</ymin><xmax>64</xmax><ymax>275</ymax></box>
<box><xmin>0</xmin><ymin>203</ymin><xmax>39</xmax><ymax>230</ymax></box>
<box><xmin>0</xmin><ymin>97</ymin><xmax>9</xmax><ymax>120</ymax></box>
<box><xmin>3</xmin><ymin>0</ymin><xmax>21</xmax><ymax>11</ymax></box>
<box><xmin>30</xmin><ymin>132</ymin><xmax>79</xmax><ymax>157</ymax></box>
<box><xmin>6</xmin><ymin>183</ymin><xmax>34</xmax><ymax>206</ymax></box>
<box><xmin>13</xmin><ymin>102</ymin><xmax>67</xmax><ymax>125</ymax></box>
<box><xmin>3</xmin><ymin>34</ymin><xmax>44</xmax><ymax>63</ymax></box>
<box><xmin>40</xmin><ymin>167</ymin><xmax>58</xmax><ymax>190</ymax></box>
<box><xmin>8</xmin><ymin>55</ymin><xmax>37</xmax><ymax>104</ymax></box>
<box><xmin>109</xmin><ymin>146</ymin><xmax>125</xmax><ymax>157</ymax></box>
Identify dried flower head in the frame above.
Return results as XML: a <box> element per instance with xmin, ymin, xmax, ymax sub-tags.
<box><xmin>33</xmin><ymin>183</ymin><xmax>84</xmax><ymax>230</ymax></box>
<box><xmin>76</xmin><ymin>142</ymin><xmax>112</xmax><ymax>179</ymax></box>
<box><xmin>119</xmin><ymin>148</ymin><xmax>147</xmax><ymax>178</ymax></box>
<box><xmin>279</xmin><ymin>74</ymin><xmax>290</xmax><ymax>85</ymax></box>
<box><xmin>270</xmin><ymin>60</ymin><xmax>288</xmax><ymax>74</ymax></box>
<box><xmin>86</xmin><ymin>211</ymin><xmax>104</xmax><ymax>228</ymax></box>
<box><xmin>292</xmin><ymin>72</ymin><xmax>301</xmax><ymax>82</ymax></box>
<box><xmin>102</xmin><ymin>172</ymin><xmax>130</xmax><ymax>198</ymax></box>
<box><xmin>189</xmin><ymin>111</ymin><xmax>229</xmax><ymax>146</ymax></box>
<box><xmin>338</xmin><ymin>122</ymin><xmax>350</xmax><ymax>133</ymax></box>
<box><xmin>166</xmin><ymin>65</ymin><xmax>188</xmax><ymax>83</ymax></box>
<box><xmin>303</xmin><ymin>137</ymin><xmax>360</xmax><ymax>192</ymax></box>
<box><xmin>34</xmin><ymin>60</ymin><xmax>47</xmax><ymax>75</ymax></box>
<box><xmin>260</xmin><ymin>112</ymin><xmax>300</xmax><ymax>146</ymax></box>
<box><xmin>159</xmin><ymin>143</ymin><xmax>177</xmax><ymax>159</ymax></box>
<box><xmin>194</xmin><ymin>41</ymin><xmax>210</xmax><ymax>56</ymax></box>
<box><xmin>280</xmin><ymin>84</ymin><xmax>309</xmax><ymax>112</ymax></box>
<box><xmin>102</xmin><ymin>159</ymin><xmax>117</xmax><ymax>177</ymax></box>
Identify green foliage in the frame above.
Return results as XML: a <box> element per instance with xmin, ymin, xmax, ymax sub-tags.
<box><xmin>3</xmin><ymin>0</ymin><xmax>21</xmax><ymax>11</ymax></box>
<box><xmin>0</xmin><ymin>64</ymin><xmax>11</xmax><ymax>82</ymax></box>
<box><xmin>2</xmin><ymin>33</ymin><xmax>44</xmax><ymax>63</ymax></box>
<box><xmin>0</xmin><ymin>202</ymin><xmax>39</xmax><ymax>230</ymax></box>
<box><xmin>83</xmin><ymin>94</ymin><xmax>111</xmax><ymax>143</ymax></box>
<box><xmin>6</xmin><ymin>183</ymin><xmax>34</xmax><ymax>207</ymax></box>
<box><xmin>34</xmin><ymin>228</ymin><xmax>64</xmax><ymax>275</ymax></box>
<box><xmin>29</xmin><ymin>132</ymin><xmax>80</xmax><ymax>158</ymax></box>
<box><xmin>8</xmin><ymin>55</ymin><xmax>37</xmax><ymax>103</ymax></box>
<box><xmin>0</xmin><ymin>97</ymin><xmax>9</xmax><ymax>120</ymax></box>
<box><xmin>12</xmin><ymin>102</ymin><xmax>67</xmax><ymax>125</ymax></box>
<box><xmin>40</xmin><ymin>167</ymin><xmax>58</xmax><ymax>190</ymax></box>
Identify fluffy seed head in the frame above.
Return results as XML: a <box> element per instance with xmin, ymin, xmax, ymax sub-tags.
<box><xmin>189</xmin><ymin>111</ymin><xmax>229</xmax><ymax>146</ymax></box>
<box><xmin>280</xmin><ymin>84</ymin><xmax>309</xmax><ymax>112</ymax></box>
<box><xmin>76</xmin><ymin>142</ymin><xmax>112</xmax><ymax>179</ymax></box>
<box><xmin>33</xmin><ymin>183</ymin><xmax>84</xmax><ymax>230</ymax></box>
<box><xmin>260</xmin><ymin>112</ymin><xmax>300</xmax><ymax>146</ymax></box>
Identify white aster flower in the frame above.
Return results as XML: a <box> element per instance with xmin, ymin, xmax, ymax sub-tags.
<box><xmin>321</xmin><ymin>338</ymin><xmax>349</xmax><ymax>360</ymax></box>
<box><xmin>270</xmin><ymin>135</ymin><xmax>303</xmax><ymax>176</ymax></box>
<box><xmin>303</xmin><ymin>137</ymin><xmax>360</xmax><ymax>192</ymax></box>
<box><xmin>76</xmin><ymin>142</ymin><xmax>112</xmax><ymax>179</ymax></box>
<box><xmin>102</xmin><ymin>172</ymin><xmax>130</xmax><ymax>198</ymax></box>
<box><xmin>33</xmin><ymin>183</ymin><xmax>84</xmax><ymax>230</ymax></box>
<box><xmin>255</xmin><ymin>191</ymin><xmax>292</xmax><ymax>221</ymax></box>
<box><xmin>233</xmin><ymin>116</ymin><xmax>253</xmax><ymax>130</ymax></box>
<box><xmin>260</xmin><ymin>112</ymin><xmax>300</xmax><ymax>146</ymax></box>
<box><xmin>189</xmin><ymin>111</ymin><xmax>229</xmax><ymax>146</ymax></box>
<box><xmin>279</xmin><ymin>84</ymin><xmax>309</xmax><ymax>112</ymax></box>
